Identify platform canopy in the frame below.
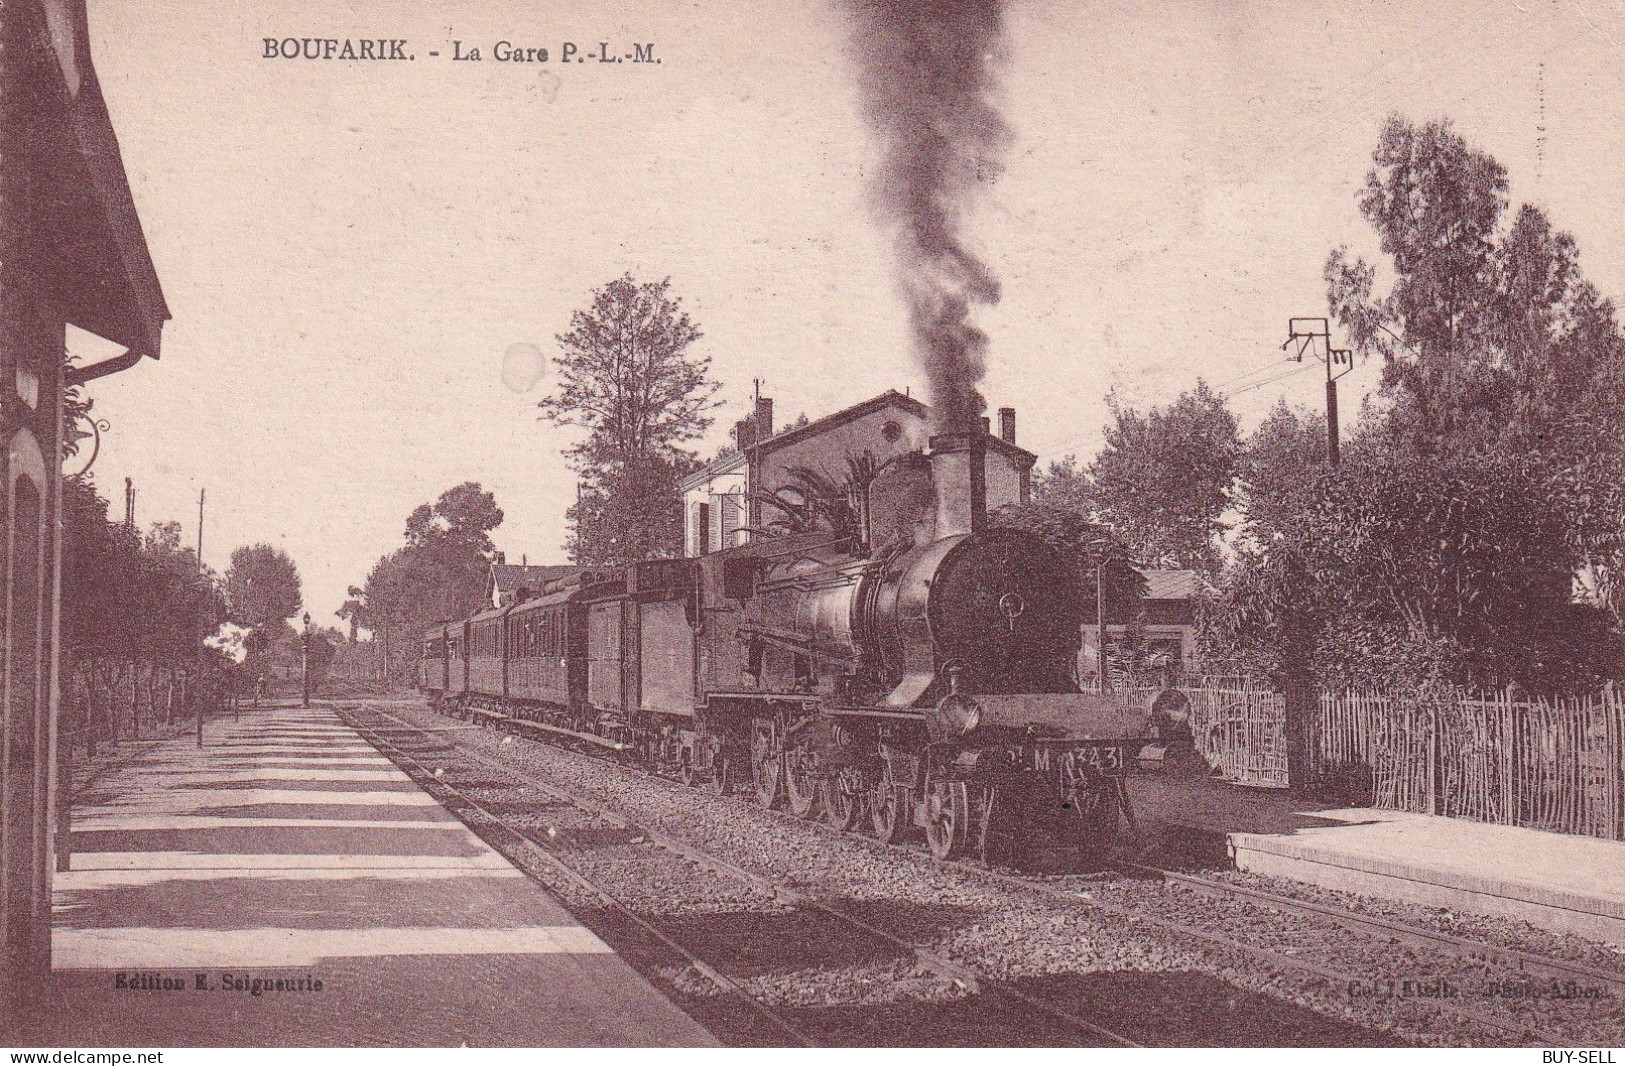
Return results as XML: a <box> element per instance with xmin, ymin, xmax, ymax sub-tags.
<box><xmin>27</xmin><ymin>0</ymin><xmax>169</xmax><ymax>365</ymax></box>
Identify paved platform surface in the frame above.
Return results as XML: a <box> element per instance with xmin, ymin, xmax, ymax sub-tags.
<box><xmin>1129</xmin><ymin>774</ymin><xmax>1625</xmax><ymax>946</ymax></box>
<box><xmin>20</xmin><ymin>705</ymin><xmax>715</xmax><ymax>1047</ymax></box>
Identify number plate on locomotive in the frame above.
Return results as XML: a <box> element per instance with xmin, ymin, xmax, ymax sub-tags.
<box><xmin>1045</xmin><ymin>743</ymin><xmax>1126</xmax><ymax>780</ymax></box>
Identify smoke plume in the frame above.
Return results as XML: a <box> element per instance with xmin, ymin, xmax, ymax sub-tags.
<box><xmin>844</xmin><ymin>0</ymin><xmax>1010</xmax><ymax>431</ymax></box>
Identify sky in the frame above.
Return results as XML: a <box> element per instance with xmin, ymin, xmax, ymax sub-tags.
<box><xmin>80</xmin><ymin>0</ymin><xmax>1625</xmax><ymax>626</ymax></box>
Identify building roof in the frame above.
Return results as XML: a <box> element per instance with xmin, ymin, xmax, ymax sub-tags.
<box><xmin>34</xmin><ymin>1</ymin><xmax>170</xmax><ymax>362</ymax></box>
<box><xmin>490</xmin><ymin>563</ymin><xmax>580</xmax><ymax>598</ymax></box>
<box><xmin>680</xmin><ymin>447</ymin><xmax>747</xmax><ymax>490</ymax></box>
<box><xmin>1138</xmin><ymin>569</ymin><xmax>1205</xmax><ymax>601</ymax></box>
<box><xmin>752</xmin><ymin>389</ymin><xmax>928</xmax><ymax>456</ymax></box>
<box><xmin>682</xmin><ymin>389</ymin><xmax>1036</xmax><ymax>490</ymax></box>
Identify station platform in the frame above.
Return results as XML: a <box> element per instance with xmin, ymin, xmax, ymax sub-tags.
<box><xmin>1129</xmin><ymin>774</ymin><xmax>1625</xmax><ymax>946</ymax></box>
<box><xmin>22</xmin><ymin>704</ymin><xmax>715</xmax><ymax>1047</ymax></box>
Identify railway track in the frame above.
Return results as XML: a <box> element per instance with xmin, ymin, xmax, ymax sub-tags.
<box><xmin>977</xmin><ymin>865</ymin><xmax>1584</xmax><ymax>1046</ymax></box>
<box><xmin>341</xmin><ymin>714</ymin><xmax>816</xmax><ymax>1047</ymax></box>
<box><xmin>348</xmin><ymin>697</ymin><xmax>1619</xmax><ymax>1046</ymax></box>
<box><xmin>339</xmin><ymin>702</ymin><xmax>1145</xmax><ymax>1048</ymax></box>
<box><xmin>1108</xmin><ymin>860</ymin><xmax>1625</xmax><ymax>999</ymax></box>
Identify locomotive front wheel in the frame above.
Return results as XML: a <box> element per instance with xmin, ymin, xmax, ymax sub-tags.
<box><xmin>923</xmin><ymin>779</ymin><xmax>970</xmax><ymax>861</ymax></box>
<box><xmin>823</xmin><ymin>769</ymin><xmax>863</xmax><ymax>832</ymax></box>
<box><xmin>784</xmin><ymin>750</ymin><xmax>821</xmax><ymax>820</ymax></box>
<box><xmin>751</xmin><ymin>724</ymin><xmax>783</xmax><ymax>809</ymax></box>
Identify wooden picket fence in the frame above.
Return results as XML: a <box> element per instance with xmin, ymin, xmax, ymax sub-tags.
<box><xmin>1320</xmin><ymin>686</ymin><xmax>1625</xmax><ymax>840</ymax></box>
<box><xmin>1121</xmin><ymin>677</ymin><xmax>1625</xmax><ymax>840</ymax></box>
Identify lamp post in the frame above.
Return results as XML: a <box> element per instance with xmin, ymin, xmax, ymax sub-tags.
<box><xmin>301</xmin><ymin>612</ymin><xmax>312</xmax><ymax>708</ymax></box>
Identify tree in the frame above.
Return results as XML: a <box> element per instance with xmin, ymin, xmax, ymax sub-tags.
<box><xmin>306</xmin><ymin>626</ymin><xmax>342</xmax><ymax>691</ymax></box>
<box><xmin>349</xmin><ymin>483</ymin><xmax>507</xmax><ymax>683</ymax></box>
<box><xmin>424</xmin><ymin>481</ymin><xmax>505</xmax><ymax>555</ymax></box>
<box><xmin>1324</xmin><ymin>115</ymin><xmax>1509</xmax><ymax>447</ymax></box>
<box><xmin>1324</xmin><ymin>112</ymin><xmax>1625</xmax><ymax>631</ymax></box>
<box><xmin>565</xmin><ymin>454</ymin><xmax>689</xmax><ymax>566</ymax></box>
<box><xmin>540</xmin><ymin>275</ymin><xmax>719</xmax><ymax>563</ymax></box>
<box><xmin>1029</xmin><ymin>454</ymin><xmax>1092</xmax><ymax>515</ymax></box>
<box><xmin>58</xmin><ymin>475</ymin><xmax>231</xmax><ymax>737</ymax></box>
<box><xmin>225</xmin><ymin>544</ymin><xmax>303</xmax><ymax>629</ymax></box>
<box><xmin>1211</xmin><ymin>448</ymin><xmax>1617</xmax><ymax>692</ymax></box>
<box><xmin>1082</xmin><ymin>382</ymin><xmax>1240</xmax><ymax>572</ymax></box>
<box><xmin>1233</xmin><ymin>400</ymin><xmax>1327</xmax><ymax>545</ymax></box>
<box><xmin>337</xmin><ymin>585</ymin><xmax>365</xmax><ymax>642</ymax></box>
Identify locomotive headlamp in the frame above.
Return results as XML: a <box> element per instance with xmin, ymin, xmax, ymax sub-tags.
<box><xmin>929</xmin><ymin>692</ymin><xmax>982</xmax><ymax>743</ymax></box>
<box><xmin>928</xmin><ymin>663</ymin><xmax>982</xmax><ymax>742</ymax></box>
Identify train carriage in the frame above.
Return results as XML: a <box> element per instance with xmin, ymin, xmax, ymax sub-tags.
<box><xmin>420</xmin><ymin>624</ymin><xmax>449</xmax><ymax>696</ymax></box>
<box><xmin>505</xmin><ymin>586</ymin><xmax>577</xmax><ymax>709</ymax></box>
<box><xmin>466</xmin><ymin>605</ymin><xmax>508</xmax><ymax>702</ymax></box>
<box><xmin>445</xmin><ymin>620</ymin><xmax>469</xmax><ymax>699</ymax></box>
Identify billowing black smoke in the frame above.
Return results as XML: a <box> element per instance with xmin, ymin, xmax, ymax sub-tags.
<box><xmin>844</xmin><ymin>0</ymin><xmax>1010</xmax><ymax>431</ymax></box>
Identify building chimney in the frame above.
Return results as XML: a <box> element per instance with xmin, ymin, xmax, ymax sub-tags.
<box><xmin>755</xmin><ymin>396</ymin><xmax>774</xmax><ymax>438</ymax></box>
<box><xmin>495</xmin><ymin>551</ymin><xmax>506</xmax><ymax>565</ymax></box>
<box><xmin>927</xmin><ymin>428</ymin><xmax>987</xmax><ymax>539</ymax></box>
<box><xmin>998</xmin><ymin>407</ymin><xmax>1016</xmax><ymax>444</ymax></box>
<box><xmin>734</xmin><ymin>417</ymin><xmax>757</xmax><ymax>451</ymax></box>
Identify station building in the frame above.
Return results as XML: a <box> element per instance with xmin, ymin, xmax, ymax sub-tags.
<box><xmin>680</xmin><ymin>390</ymin><xmax>1036</xmax><ymax>557</ymax></box>
<box><xmin>1</xmin><ymin>0</ymin><xmax>167</xmax><ymax>1013</ymax></box>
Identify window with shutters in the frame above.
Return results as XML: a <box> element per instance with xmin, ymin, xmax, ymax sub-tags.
<box><xmin>721</xmin><ymin>493</ymin><xmax>742</xmax><ymax>548</ymax></box>
<box><xmin>696</xmin><ymin>501</ymin><xmax>712</xmax><ymax>555</ymax></box>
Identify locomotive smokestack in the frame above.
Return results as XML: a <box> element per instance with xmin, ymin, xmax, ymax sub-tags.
<box><xmin>927</xmin><ymin>427</ymin><xmax>987</xmax><ymax>539</ymax></box>
<box><xmin>998</xmin><ymin>406</ymin><xmax>1015</xmax><ymax>444</ymax></box>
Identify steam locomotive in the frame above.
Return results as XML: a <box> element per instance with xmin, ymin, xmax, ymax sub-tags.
<box><xmin>421</xmin><ymin>429</ymin><xmax>1189</xmax><ymax>861</ymax></box>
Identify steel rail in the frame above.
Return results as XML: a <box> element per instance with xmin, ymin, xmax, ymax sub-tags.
<box><xmin>341</xmin><ymin>707</ymin><xmax>817</xmax><ymax>1048</ymax></box>
<box><xmin>343</xmin><ymin>702</ymin><xmax>1144</xmax><ymax>1049</ymax></box>
<box><xmin>416</xmin><ymin>705</ymin><xmax>1586</xmax><ymax>1046</ymax></box>
<box><xmin>1111</xmin><ymin>860</ymin><xmax>1625</xmax><ymax>997</ymax></box>
<box><xmin>408</xmin><ymin>695</ymin><xmax>1598</xmax><ymax>1045</ymax></box>
<box><xmin>969</xmin><ymin>863</ymin><xmax>1574</xmax><ymax>1045</ymax></box>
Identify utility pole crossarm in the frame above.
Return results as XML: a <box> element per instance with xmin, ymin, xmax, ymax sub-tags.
<box><xmin>1283</xmin><ymin>317</ymin><xmax>1347</xmax><ymax>468</ymax></box>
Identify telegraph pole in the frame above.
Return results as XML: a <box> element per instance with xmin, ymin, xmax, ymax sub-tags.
<box><xmin>197</xmin><ymin>487</ymin><xmax>205</xmax><ymax>570</ymax></box>
<box><xmin>1283</xmin><ymin>318</ymin><xmax>1353</xmax><ymax>467</ymax></box>
<box><xmin>1277</xmin><ymin>319</ymin><xmax>1357</xmax><ymax>796</ymax></box>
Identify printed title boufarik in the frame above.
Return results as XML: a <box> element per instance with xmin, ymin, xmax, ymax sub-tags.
<box><xmin>261</xmin><ymin>38</ymin><xmax>657</xmax><ymax>64</ymax></box>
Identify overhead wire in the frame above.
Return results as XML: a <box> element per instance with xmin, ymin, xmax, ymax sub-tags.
<box><xmin>1222</xmin><ymin>362</ymin><xmax>1319</xmax><ymax>399</ymax></box>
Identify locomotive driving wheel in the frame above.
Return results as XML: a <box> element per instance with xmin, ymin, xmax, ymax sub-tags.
<box><xmin>784</xmin><ymin>746</ymin><xmax>821</xmax><ymax>820</ymax></box>
<box><xmin>923</xmin><ymin>778</ymin><xmax>970</xmax><ymax>861</ymax></box>
<box><xmin>708</xmin><ymin>753</ymin><xmax>731</xmax><ymax>796</ymax></box>
<box><xmin>750</xmin><ymin>720</ymin><xmax>783</xmax><ymax>809</ymax></box>
<box><xmin>869</xmin><ymin>760</ymin><xmax>907</xmax><ymax>844</ymax></box>
<box><xmin>824</xmin><ymin>768</ymin><xmax>863</xmax><ymax>832</ymax></box>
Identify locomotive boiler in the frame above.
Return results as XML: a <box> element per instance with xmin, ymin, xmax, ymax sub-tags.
<box><xmin>424</xmin><ymin>428</ymin><xmax>1187</xmax><ymax>863</ymax></box>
